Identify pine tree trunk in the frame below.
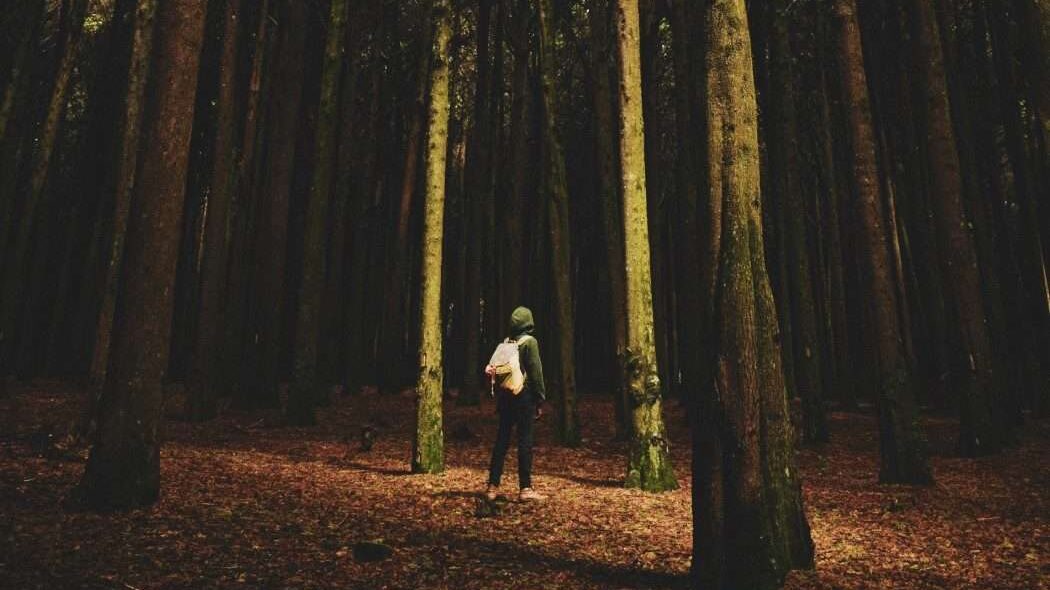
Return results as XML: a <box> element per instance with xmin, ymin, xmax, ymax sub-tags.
<box><xmin>592</xmin><ymin>0</ymin><xmax>631</xmax><ymax>439</ymax></box>
<box><xmin>381</xmin><ymin>21</ymin><xmax>429</xmax><ymax>393</ymax></box>
<box><xmin>287</xmin><ymin>0</ymin><xmax>348</xmax><ymax>425</ymax></box>
<box><xmin>187</xmin><ymin>0</ymin><xmax>242</xmax><ymax>421</ymax></box>
<box><xmin>78</xmin><ymin>0</ymin><xmax>207</xmax><ymax>510</ymax></box>
<box><xmin>242</xmin><ymin>0</ymin><xmax>297</xmax><ymax>409</ymax></box>
<box><xmin>83</xmin><ymin>0</ymin><xmax>158</xmax><ymax>436</ymax></box>
<box><xmin>538</xmin><ymin>0</ymin><xmax>580</xmax><ymax>446</ymax></box>
<box><xmin>814</xmin><ymin>16</ymin><xmax>853</xmax><ymax>410</ymax></box>
<box><xmin>911</xmin><ymin>0</ymin><xmax>1002</xmax><ymax>455</ymax></box>
<box><xmin>769</xmin><ymin>1</ymin><xmax>828</xmax><ymax>443</ymax></box>
<box><xmin>615</xmin><ymin>0</ymin><xmax>676</xmax><ymax>491</ymax></box>
<box><xmin>503</xmin><ymin>0</ymin><xmax>530</xmax><ymax>321</ymax></box>
<box><xmin>412</xmin><ymin>0</ymin><xmax>452</xmax><ymax>475</ymax></box>
<box><xmin>460</xmin><ymin>0</ymin><xmax>494</xmax><ymax>406</ymax></box>
<box><xmin>694</xmin><ymin>2</ymin><xmax>815</xmax><ymax>586</ymax></box>
<box><xmin>833</xmin><ymin>0</ymin><xmax>932</xmax><ymax>483</ymax></box>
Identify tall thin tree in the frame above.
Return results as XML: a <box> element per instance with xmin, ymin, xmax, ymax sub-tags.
<box><xmin>78</xmin><ymin>0</ymin><xmax>208</xmax><ymax>509</ymax></box>
<box><xmin>187</xmin><ymin>0</ymin><xmax>243</xmax><ymax>421</ymax></box>
<box><xmin>911</xmin><ymin>0</ymin><xmax>1002</xmax><ymax>455</ymax></box>
<box><xmin>833</xmin><ymin>0</ymin><xmax>931</xmax><ymax>483</ymax></box>
<box><xmin>287</xmin><ymin>0</ymin><xmax>349</xmax><ymax>425</ymax></box>
<box><xmin>83</xmin><ymin>0</ymin><xmax>158</xmax><ymax>437</ymax></box>
<box><xmin>412</xmin><ymin>0</ymin><xmax>453</xmax><ymax>474</ymax></box>
<box><xmin>615</xmin><ymin>0</ymin><xmax>677</xmax><ymax>492</ymax></box>
<box><xmin>537</xmin><ymin>0</ymin><xmax>580</xmax><ymax>446</ymax></box>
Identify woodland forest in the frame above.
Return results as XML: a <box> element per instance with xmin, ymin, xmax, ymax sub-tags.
<box><xmin>0</xmin><ymin>0</ymin><xmax>1048</xmax><ymax>589</ymax></box>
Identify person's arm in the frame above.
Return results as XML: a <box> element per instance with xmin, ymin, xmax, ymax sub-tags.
<box><xmin>522</xmin><ymin>338</ymin><xmax>546</xmax><ymax>402</ymax></box>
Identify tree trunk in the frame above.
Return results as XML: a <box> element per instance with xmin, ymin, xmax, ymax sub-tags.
<box><xmin>833</xmin><ymin>0</ymin><xmax>932</xmax><ymax>483</ymax></box>
<box><xmin>287</xmin><ymin>0</ymin><xmax>348</xmax><ymax>425</ymax></box>
<box><xmin>693</xmin><ymin>2</ymin><xmax>815</xmax><ymax>586</ymax></box>
<box><xmin>83</xmin><ymin>0</ymin><xmax>158</xmax><ymax>436</ymax></box>
<box><xmin>381</xmin><ymin>20</ymin><xmax>430</xmax><ymax>393</ymax></box>
<box><xmin>503</xmin><ymin>0</ymin><xmax>530</xmax><ymax>318</ymax></box>
<box><xmin>78</xmin><ymin>0</ymin><xmax>207</xmax><ymax>510</ymax></box>
<box><xmin>538</xmin><ymin>0</ymin><xmax>580</xmax><ymax>446</ymax></box>
<box><xmin>187</xmin><ymin>0</ymin><xmax>242</xmax><ymax>421</ymax></box>
<box><xmin>911</xmin><ymin>0</ymin><xmax>1001</xmax><ymax>455</ymax></box>
<box><xmin>412</xmin><ymin>0</ymin><xmax>452</xmax><ymax>475</ymax></box>
<box><xmin>615</xmin><ymin>0</ymin><xmax>677</xmax><ymax>491</ymax></box>
<box><xmin>460</xmin><ymin>0</ymin><xmax>494</xmax><ymax>406</ymax></box>
<box><xmin>241</xmin><ymin>0</ymin><xmax>296</xmax><ymax>410</ymax></box>
<box><xmin>769</xmin><ymin>1</ymin><xmax>828</xmax><ymax>443</ymax></box>
<box><xmin>815</xmin><ymin>18</ymin><xmax>853</xmax><ymax>410</ymax></box>
<box><xmin>592</xmin><ymin>0</ymin><xmax>631</xmax><ymax>439</ymax></box>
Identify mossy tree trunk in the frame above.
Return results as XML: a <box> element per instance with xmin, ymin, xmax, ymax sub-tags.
<box><xmin>78</xmin><ymin>0</ymin><xmax>207</xmax><ymax>510</ymax></box>
<box><xmin>693</xmin><ymin>1</ymin><xmax>814</xmax><ymax>586</ymax></box>
<box><xmin>615</xmin><ymin>0</ymin><xmax>676</xmax><ymax>491</ymax></box>
<box><xmin>187</xmin><ymin>0</ymin><xmax>242</xmax><ymax>422</ymax></box>
<box><xmin>287</xmin><ymin>0</ymin><xmax>348</xmax><ymax>425</ymax></box>
<box><xmin>412</xmin><ymin>0</ymin><xmax>452</xmax><ymax>475</ymax></box>
<box><xmin>538</xmin><ymin>0</ymin><xmax>580</xmax><ymax>446</ymax></box>
<box><xmin>911</xmin><ymin>0</ymin><xmax>1002</xmax><ymax>455</ymax></box>
<box><xmin>833</xmin><ymin>0</ymin><xmax>932</xmax><ymax>484</ymax></box>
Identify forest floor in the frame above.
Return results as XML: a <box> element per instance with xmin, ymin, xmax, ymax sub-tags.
<box><xmin>1</xmin><ymin>380</ymin><xmax>1048</xmax><ymax>590</ymax></box>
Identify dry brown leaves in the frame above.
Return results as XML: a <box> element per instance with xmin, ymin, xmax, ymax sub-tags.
<box><xmin>0</xmin><ymin>380</ymin><xmax>1047</xmax><ymax>589</ymax></box>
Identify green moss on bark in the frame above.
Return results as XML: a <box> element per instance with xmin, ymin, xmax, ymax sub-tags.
<box><xmin>411</xmin><ymin>0</ymin><xmax>452</xmax><ymax>475</ymax></box>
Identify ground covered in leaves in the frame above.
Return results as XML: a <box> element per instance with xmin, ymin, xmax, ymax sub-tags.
<box><xmin>1</xmin><ymin>381</ymin><xmax>1047</xmax><ymax>589</ymax></box>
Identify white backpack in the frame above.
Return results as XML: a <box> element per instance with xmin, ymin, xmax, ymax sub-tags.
<box><xmin>486</xmin><ymin>335</ymin><xmax>532</xmax><ymax>396</ymax></box>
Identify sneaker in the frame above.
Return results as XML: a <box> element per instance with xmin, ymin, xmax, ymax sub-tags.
<box><xmin>518</xmin><ymin>487</ymin><xmax>546</xmax><ymax>502</ymax></box>
<box><xmin>484</xmin><ymin>484</ymin><xmax>499</xmax><ymax>501</ymax></box>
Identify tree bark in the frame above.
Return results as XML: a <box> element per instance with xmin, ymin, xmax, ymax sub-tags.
<box><xmin>538</xmin><ymin>0</ymin><xmax>580</xmax><ymax>446</ymax></box>
<box><xmin>592</xmin><ymin>0</ymin><xmax>631</xmax><ymax>439</ymax></box>
<box><xmin>84</xmin><ymin>0</ymin><xmax>158</xmax><ymax>435</ymax></box>
<box><xmin>503</xmin><ymin>0</ymin><xmax>531</xmax><ymax>318</ymax></box>
<box><xmin>381</xmin><ymin>18</ymin><xmax>430</xmax><ymax>393</ymax></box>
<box><xmin>187</xmin><ymin>0</ymin><xmax>242</xmax><ymax>421</ymax></box>
<box><xmin>615</xmin><ymin>0</ymin><xmax>677</xmax><ymax>491</ymax></box>
<box><xmin>769</xmin><ymin>1</ymin><xmax>828</xmax><ymax>443</ymax></box>
<box><xmin>241</xmin><ymin>0</ymin><xmax>297</xmax><ymax>410</ymax></box>
<box><xmin>460</xmin><ymin>0</ymin><xmax>494</xmax><ymax>406</ymax></box>
<box><xmin>78</xmin><ymin>0</ymin><xmax>207</xmax><ymax>510</ymax></box>
<box><xmin>833</xmin><ymin>0</ymin><xmax>932</xmax><ymax>483</ymax></box>
<box><xmin>693</xmin><ymin>2</ymin><xmax>815</xmax><ymax>586</ymax></box>
<box><xmin>911</xmin><ymin>0</ymin><xmax>1002</xmax><ymax>455</ymax></box>
<box><xmin>412</xmin><ymin>0</ymin><xmax>452</xmax><ymax>475</ymax></box>
<box><xmin>287</xmin><ymin>0</ymin><xmax>348</xmax><ymax>425</ymax></box>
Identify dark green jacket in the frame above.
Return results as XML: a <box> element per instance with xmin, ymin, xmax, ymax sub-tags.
<box><xmin>509</xmin><ymin>307</ymin><xmax>546</xmax><ymax>402</ymax></box>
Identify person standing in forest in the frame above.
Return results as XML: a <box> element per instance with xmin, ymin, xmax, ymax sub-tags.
<box><xmin>485</xmin><ymin>306</ymin><xmax>547</xmax><ymax>502</ymax></box>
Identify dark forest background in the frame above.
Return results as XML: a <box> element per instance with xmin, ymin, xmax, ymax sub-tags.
<box><xmin>0</xmin><ymin>0</ymin><xmax>1047</xmax><ymax>588</ymax></box>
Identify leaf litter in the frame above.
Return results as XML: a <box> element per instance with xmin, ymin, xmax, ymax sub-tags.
<box><xmin>0</xmin><ymin>380</ymin><xmax>1047</xmax><ymax>589</ymax></box>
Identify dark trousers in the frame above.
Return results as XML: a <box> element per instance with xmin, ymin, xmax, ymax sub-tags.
<box><xmin>487</xmin><ymin>391</ymin><xmax>535</xmax><ymax>488</ymax></box>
